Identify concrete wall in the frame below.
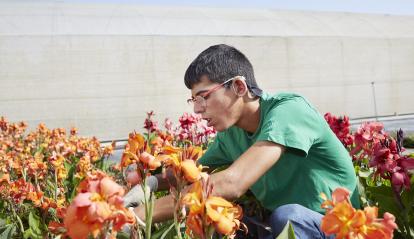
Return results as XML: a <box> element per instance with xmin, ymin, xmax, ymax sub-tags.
<box><xmin>1</xmin><ymin>2</ymin><xmax>414</xmax><ymax>140</ymax></box>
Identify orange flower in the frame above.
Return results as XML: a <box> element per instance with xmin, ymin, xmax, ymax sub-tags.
<box><xmin>121</xmin><ymin>132</ymin><xmax>163</xmax><ymax>171</ymax></box>
<box><xmin>205</xmin><ymin>196</ymin><xmax>243</xmax><ymax>235</ymax></box>
<box><xmin>64</xmin><ymin>172</ymin><xmax>135</xmax><ymax>239</ymax></box>
<box><xmin>163</xmin><ymin>146</ymin><xmax>203</xmax><ymax>183</ymax></box>
<box><xmin>181</xmin><ymin>159</ymin><xmax>203</xmax><ymax>183</ymax></box>
<box><xmin>140</xmin><ymin>151</ymin><xmax>162</xmax><ymax>170</ymax></box>
<box><xmin>103</xmin><ymin>141</ymin><xmax>116</xmax><ymax>156</ymax></box>
<box><xmin>48</xmin><ymin>221</ymin><xmax>66</xmax><ymax>235</ymax></box>
<box><xmin>150</xmin><ymin>132</ymin><xmax>173</xmax><ymax>153</ymax></box>
<box><xmin>182</xmin><ymin>180</ymin><xmax>204</xmax><ymax>214</ymax></box>
<box><xmin>8</xmin><ymin>178</ymin><xmax>37</xmax><ymax>203</ymax></box>
<box><xmin>182</xmin><ymin>178</ymin><xmax>243</xmax><ymax>238</ymax></box>
<box><xmin>27</xmin><ymin>191</ymin><xmax>44</xmax><ymax>207</ymax></box>
<box><xmin>321</xmin><ymin>187</ymin><xmax>397</xmax><ymax>239</ymax></box>
<box><xmin>0</xmin><ymin>173</ymin><xmax>9</xmax><ymax>184</ymax></box>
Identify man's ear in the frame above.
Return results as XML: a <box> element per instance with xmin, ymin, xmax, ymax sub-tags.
<box><xmin>232</xmin><ymin>78</ymin><xmax>248</xmax><ymax>96</ymax></box>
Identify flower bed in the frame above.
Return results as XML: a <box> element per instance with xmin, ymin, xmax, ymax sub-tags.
<box><xmin>1</xmin><ymin>112</ymin><xmax>411</xmax><ymax>238</ymax></box>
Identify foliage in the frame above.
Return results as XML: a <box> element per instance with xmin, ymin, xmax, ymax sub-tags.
<box><xmin>2</xmin><ymin>110</ymin><xmax>411</xmax><ymax>238</ymax></box>
<box><xmin>325</xmin><ymin>113</ymin><xmax>414</xmax><ymax>238</ymax></box>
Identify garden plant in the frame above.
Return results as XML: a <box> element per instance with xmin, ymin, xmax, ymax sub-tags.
<box><xmin>1</xmin><ymin>111</ymin><xmax>412</xmax><ymax>238</ymax></box>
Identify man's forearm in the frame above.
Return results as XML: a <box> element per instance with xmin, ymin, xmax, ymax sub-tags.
<box><xmin>155</xmin><ymin>169</ymin><xmax>177</xmax><ymax>191</ymax></box>
<box><xmin>209</xmin><ymin>168</ymin><xmax>243</xmax><ymax>200</ymax></box>
<box><xmin>134</xmin><ymin>194</ymin><xmax>175</xmax><ymax>223</ymax></box>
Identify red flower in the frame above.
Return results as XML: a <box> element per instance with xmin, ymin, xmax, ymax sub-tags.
<box><xmin>324</xmin><ymin>113</ymin><xmax>354</xmax><ymax>147</ymax></box>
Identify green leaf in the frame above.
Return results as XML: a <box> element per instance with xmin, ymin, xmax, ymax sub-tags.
<box><xmin>28</xmin><ymin>211</ymin><xmax>42</xmax><ymax>235</ymax></box>
<box><xmin>0</xmin><ymin>218</ymin><xmax>6</xmax><ymax>228</ymax></box>
<box><xmin>358</xmin><ymin>169</ymin><xmax>372</xmax><ymax>178</ymax></box>
<box><xmin>23</xmin><ymin>228</ymin><xmax>43</xmax><ymax>239</ymax></box>
<box><xmin>151</xmin><ymin>222</ymin><xmax>175</xmax><ymax>239</ymax></box>
<box><xmin>0</xmin><ymin>224</ymin><xmax>16</xmax><ymax>239</ymax></box>
<box><xmin>24</xmin><ymin>211</ymin><xmax>45</xmax><ymax>239</ymax></box>
<box><xmin>116</xmin><ymin>231</ymin><xmax>130</xmax><ymax>239</ymax></box>
<box><xmin>275</xmin><ymin>221</ymin><xmax>296</xmax><ymax>239</ymax></box>
<box><xmin>366</xmin><ymin>185</ymin><xmax>400</xmax><ymax>216</ymax></box>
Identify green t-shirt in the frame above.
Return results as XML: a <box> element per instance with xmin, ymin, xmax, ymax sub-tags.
<box><xmin>199</xmin><ymin>92</ymin><xmax>359</xmax><ymax>214</ymax></box>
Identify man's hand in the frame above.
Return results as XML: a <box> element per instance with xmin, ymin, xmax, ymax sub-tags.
<box><xmin>123</xmin><ymin>175</ymin><xmax>158</xmax><ymax>207</ymax></box>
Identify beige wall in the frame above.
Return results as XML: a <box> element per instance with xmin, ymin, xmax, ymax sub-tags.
<box><xmin>1</xmin><ymin>2</ymin><xmax>414</xmax><ymax>140</ymax></box>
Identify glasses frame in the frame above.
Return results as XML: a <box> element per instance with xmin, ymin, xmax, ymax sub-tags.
<box><xmin>187</xmin><ymin>76</ymin><xmax>242</xmax><ymax>108</ymax></box>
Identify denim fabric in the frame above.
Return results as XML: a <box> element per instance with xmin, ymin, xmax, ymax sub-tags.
<box><xmin>266</xmin><ymin>204</ymin><xmax>333</xmax><ymax>239</ymax></box>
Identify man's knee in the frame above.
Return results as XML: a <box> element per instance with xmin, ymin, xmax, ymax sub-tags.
<box><xmin>270</xmin><ymin>204</ymin><xmax>303</xmax><ymax>225</ymax></box>
<box><xmin>270</xmin><ymin>204</ymin><xmax>327</xmax><ymax>239</ymax></box>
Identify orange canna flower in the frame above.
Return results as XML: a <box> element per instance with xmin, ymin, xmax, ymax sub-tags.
<box><xmin>27</xmin><ymin>191</ymin><xmax>44</xmax><ymax>207</ymax></box>
<box><xmin>182</xmin><ymin>180</ymin><xmax>204</xmax><ymax>214</ymax></box>
<box><xmin>181</xmin><ymin>159</ymin><xmax>202</xmax><ymax>183</ymax></box>
<box><xmin>182</xmin><ymin>178</ymin><xmax>243</xmax><ymax>238</ymax></box>
<box><xmin>48</xmin><ymin>221</ymin><xmax>66</xmax><ymax>235</ymax></box>
<box><xmin>121</xmin><ymin>132</ymin><xmax>163</xmax><ymax>171</ymax></box>
<box><xmin>186</xmin><ymin>213</ymin><xmax>205</xmax><ymax>237</ymax></box>
<box><xmin>163</xmin><ymin>146</ymin><xmax>203</xmax><ymax>184</ymax></box>
<box><xmin>139</xmin><ymin>151</ymin><xmax>162</xmax><ymax>170</ymax></box>
<box><xmin>321</xmin><ymin>187</ymin><xmax>397</xmax><ymax>239</ymax></box>
<box><xmin>205</xmin><ymin>196</ymin><xmax>243</xmax><ymax>235</ymax></box>
<box><xmin>150</xmin><ymin>132</ymin><xmax>173</xmax><ymax>153</ymax></box>
<box><xmin>0</xmin><ymin>173</ymin><xmax>9</xmax><ymax>184</ymax></box>
<box><xmin>162</xmin><ymin>145</ymin><xmax>181</xmax><ymax>155</ymax></box>
<box><xmin>127</xmin><ymin>132</ymin><xmax>145</xmax><ymax>154</ymax></box>
<box><xmin>64</xmin><ymin>172</ymin><xmax>134</xmax><ymax>239</ymax></box>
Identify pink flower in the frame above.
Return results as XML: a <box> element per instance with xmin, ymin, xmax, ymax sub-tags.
<box><xmin>351</xmin><ymin>122</ymin><xmax>386</xmax><ymax>160</ymax></box>
<box><xmin>164</xmin><ymin>118</ymin><xmax>173</xmax><ymax>132</ymax></box>
<box><xmin>179</xmin><ymin>113</ymin><xmax>198</xmax><ymax>129</ymax></box>
<box><xmin>143</xmin><ymin>111</ymin><xmax>159</xmax><ymax>133</ymax></box>
<box><xmin>369</xmin><ymin>137</ymin><xmax>414</xmax><ymax>193</ymax></box>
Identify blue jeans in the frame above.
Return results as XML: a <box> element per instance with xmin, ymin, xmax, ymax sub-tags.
<box><xmin>268</xmin><ymin>204</ymin><xmax>333</xmax><ymax>239</ymax></box>
<box><xmin>241</xmin><ymin>204</ymin><xmax>333</xmax><ymax>239</ymax></box>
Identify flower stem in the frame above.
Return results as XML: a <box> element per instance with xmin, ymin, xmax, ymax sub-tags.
<box><xmin>143</xmin><ymin>177</ymin><xmax>153</xmax><ymax>239</ymax></box>
<box><xmin>54</xmin><ymin>169</ymin><xmax>58</xmax><ymax>202</ymax></box>
<box><xmin>392</xmin><ymin>187</ymin><xmax>411</xmax><ymax>237</ymax></box>
<box><xmin>173</xmin><ymin>188</ymin><xmax>183</xmax><ymax>239</ymax></box>
<box><xmin>10</xmin><ymin>201</ymin><xmax>25</xmax><ymax>236</ymax></box>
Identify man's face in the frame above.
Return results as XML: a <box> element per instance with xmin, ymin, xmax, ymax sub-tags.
<box><xmin>190</xmin><ymin>76</ymin><xmax>241</xmax><ymax>132</ymax></box>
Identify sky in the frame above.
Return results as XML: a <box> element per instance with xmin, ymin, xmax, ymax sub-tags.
<box><xmin>63</xmin><ymin>0</ymin><xmax>414</xmax><ymax>16</ymax></box>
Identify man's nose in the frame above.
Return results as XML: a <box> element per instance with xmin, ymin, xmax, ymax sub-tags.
<box><xmin>193</xmin><ymin>104</ymin><xmax>204</xmax><ymax>114</ymax></box>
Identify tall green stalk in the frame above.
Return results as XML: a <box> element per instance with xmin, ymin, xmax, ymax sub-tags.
<box><xmin>173</xmin><ymin>190</ymin><xmax>183</xmax><ymax>239</ymax></box>
<box><xmin>10</xmin><ymin>201</ymin><xmax>25</xmax><ymax>236</ymax></box>
<box><xmin>142</xmin><ymin>177</ymin><xmax>153</xmax><ymax>239</ymax></box>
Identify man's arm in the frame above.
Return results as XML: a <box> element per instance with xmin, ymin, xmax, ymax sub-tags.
<box><xmin>210</xmin><ymin>140</ymin><xmax>285</xmax><ymax>199</ymax></box>
<box><xmin>135</xmin><ymin>140</ymin><xmax>285</xmax><ymax>222</ymax></box>
<box><xmin>154</xmin><ymin>168</ymin><xmax>176</xmax><ymax>191</ymax></box>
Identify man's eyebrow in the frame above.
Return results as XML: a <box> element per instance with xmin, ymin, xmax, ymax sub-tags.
<box><xmin>194</xmin><ymin>90</ymin><xmax>208</xmax><ymax>97</ymax></box>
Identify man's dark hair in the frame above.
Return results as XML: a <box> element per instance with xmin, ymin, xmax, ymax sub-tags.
<box><xmin>184</xmin><ymin>44</ymin><xmax>262</xmax><ymax>96</ymax></box>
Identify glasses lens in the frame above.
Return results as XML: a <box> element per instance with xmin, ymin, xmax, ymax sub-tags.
<box><xmin>194</xmin><ymin>96</ymin><xmax>205</xmax><ymax>107</ymax></box>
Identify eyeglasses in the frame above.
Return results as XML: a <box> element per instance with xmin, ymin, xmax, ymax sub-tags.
<box><xmin>187</xmin><ymin>76</ymin><xmax>240</xmax><ymax>109</ymax></box>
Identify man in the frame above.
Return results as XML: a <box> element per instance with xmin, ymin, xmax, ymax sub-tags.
<box><xmin>125</xmin><ymin>44</ymin><xmax>359</xmax><ymax>238</ymax></box>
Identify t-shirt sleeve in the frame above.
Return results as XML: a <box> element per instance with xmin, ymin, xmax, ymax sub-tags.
<box><xmin>256</xmin><ymin>97</ymin><xmax>321</xmax><ymax>156</ymax></box>
<box><xmin>198</xmin><ymin>133</ymin><xmax>232</xmax><ymax>167</ymax></box>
